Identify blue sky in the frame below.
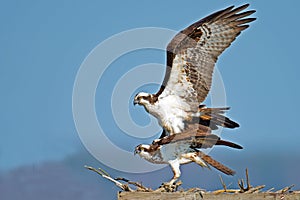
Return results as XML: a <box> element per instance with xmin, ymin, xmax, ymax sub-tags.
<box><xmin>1</xmin><ymin>0</ymin><xmax>300</xmax><ymax>198</ymax></box>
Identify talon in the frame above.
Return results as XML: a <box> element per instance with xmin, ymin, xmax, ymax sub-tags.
<box><xmin>159</xmin><ymin>181</ymin><xmax>181</xmax><ymax>192</ymax></box>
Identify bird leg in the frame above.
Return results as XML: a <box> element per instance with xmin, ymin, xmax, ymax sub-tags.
<box><xmin>158</xmin><ymin>160</ymin><xmax>181</xmax><ymax>192</ymax></box>
<box><xmin>168</xmin><ymin>159</ymin><xmax>181</xmax><ymax>184</ymax></box>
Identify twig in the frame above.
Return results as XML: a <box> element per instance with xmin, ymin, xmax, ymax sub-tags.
<box><xmin>84</xmin><ymin>165</ymin><xmax>134</xmax><ymax>192</ymax></box>
<box><xmin>244</xmin><ymin>185</ymin><xmax>265</xmax><ymax>193</ymax></box>
<box><xmin>98</xmin><ymin>167</ymin><xmax>110</xmax><ymax>177</ymax></box>
<box><xmin>212</xmin><ymin>189</ymin><xmax>240</xmax><ymax>194</ymax></box>
<box><xmin>245</xmin><ymin>168</ymin><xmax>252</xmax><ymax>190</ymax></box>
<box><xmin>115</xmin><ymin>177</ymin><xmax>153</xmax><ymax>192</ymax></box>
<box><xmin>238</xmin><ymin>179</ymin><xmax>245</xmax><ymax>192</ymax></box>
<box><xmin>237</xmin><ymin>168</ymin><xmax>254</xmax><ymax>193</ymax></box>
<box><xmin>266</xmin><ymin>187</ymin><xmax>275</xmax><ymax>192</ymax></box>
<box><xmin>219</xmin><ymin>175</ymin><xmax>227</xmax><ymax>192</ymax></box>
<box><xmin>277</xmin><ymin>184</ymin><xmax>295</xmax><ymax>194</ymax></box>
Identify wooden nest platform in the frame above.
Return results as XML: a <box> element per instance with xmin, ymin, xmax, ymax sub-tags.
<box><xmin>85</xmin><ymin>166</ymin><xmax>300</xmax><ymax>200</ymax></box>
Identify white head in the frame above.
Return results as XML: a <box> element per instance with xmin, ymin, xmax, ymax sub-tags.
<box><xmin>133</xmin><ymin>92</ymin><xmax>156</xmax><ymax>107</ymax></box>
<box><xmin>134</xmin><ymin>144</ymin><xmax>150</xmax><ymax>154</ymax></box>
<box><xmin>134</xmin><ymin>144</ymin><xmax>152</xmax><ymax>159</ymax></box>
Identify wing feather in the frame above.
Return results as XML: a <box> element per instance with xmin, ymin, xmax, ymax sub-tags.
<box><xmin>152</xmin><ymin>126</ymin><xmax>242</xmax><ymax>149</ymax></box>
<box><xmin>156</xmin><ymin>4</ymin><xmax>256</xmax><ymax>108</ymax></box>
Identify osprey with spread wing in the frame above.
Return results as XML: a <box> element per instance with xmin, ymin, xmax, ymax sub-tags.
<box><xmin>134</xmin><ymin>4</ymin><xmax>255</xmax><ymax>135</ymax></box>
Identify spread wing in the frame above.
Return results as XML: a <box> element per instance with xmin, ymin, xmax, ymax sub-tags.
<box><xmin>155</xmin><ymin>4</ymin><xmax>256</xmax><ymax>110</ymax></box>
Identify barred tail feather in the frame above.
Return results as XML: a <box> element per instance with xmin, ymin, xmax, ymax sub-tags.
<box><xmin>197</xmin><ymin>151</ymin><xmax>235</xmax><ymax>175</ymax></box>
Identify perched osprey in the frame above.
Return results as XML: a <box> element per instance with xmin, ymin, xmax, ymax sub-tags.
<box><xmin>134</xmin><ymin>128</ymin><xmax>242</xmax><ymax>185</ymax></box>
<box><xmin>134</xmin><ymin>4</ymin><xmax>256</xmax><ymax>135</ymax></box>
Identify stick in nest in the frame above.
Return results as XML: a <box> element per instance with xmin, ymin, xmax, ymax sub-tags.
<box><xmin>85</xmin><ymin>166</ymin><xmax>133</xmax><ymax>191</ymax></box>
<box><xmin>213</xmin><ymin>168</ymin><xmax>266</xmax><ymax>194</ymax></box>
<box><xmin>85</xmin><ymin>165</ymin><xmax>152</xmax><ymax>192</ymax></box>
<box><xmin>115</xmin><ymin>177</ymin><xmax>153</xmax><ymax>192</ymax></box>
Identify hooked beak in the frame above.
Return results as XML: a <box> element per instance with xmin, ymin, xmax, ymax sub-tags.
<box><xmin>133</xmin><ymin>99</ymin><xmax>138</xmax><ymax>106</ymax></box>
<box><xmin>134</xmin><ymin>147</ymin><xmax>140</xmax><ymax>155</ymax></box>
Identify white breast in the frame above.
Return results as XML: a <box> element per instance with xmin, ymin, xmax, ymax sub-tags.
<box><xmin>147</xmin><ymin>93</ymin><xmax>191</xmax><ymax>134</ymax></box>
<box><xmin>160</xmin><ymin>142</ymin><xmax>191</xmax><ymax>161</ymax></box>
<box><xmin>145</xmin><ymin>55</ymin><xmax>196</xmax><ymax>134</ymax></box>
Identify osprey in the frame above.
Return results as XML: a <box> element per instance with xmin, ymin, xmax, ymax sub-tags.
<box><xmin>134</xmin><ymin>4</ymin><xmax>256</xmax><ymax>136</ymax></box>
<box><xmin>134</xmin><ymin>128</ymin><xmax>243</xmax><ymax>185</ymax></box>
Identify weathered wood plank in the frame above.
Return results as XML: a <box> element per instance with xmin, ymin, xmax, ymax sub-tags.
<box><xmin>118</xmin><ymin>191</ymin><xmax>300</xmax><ymax>200</ymax></box>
